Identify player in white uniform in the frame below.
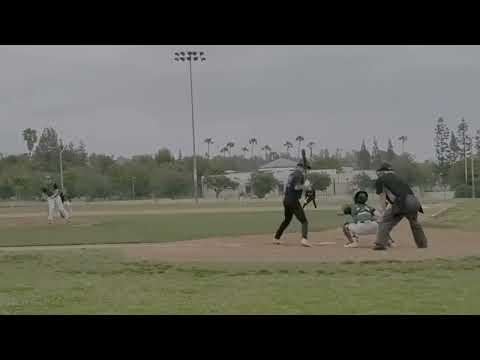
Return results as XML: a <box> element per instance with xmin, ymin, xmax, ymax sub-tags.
<box><xmin>41</xmin><ymin>177</ymin><xmax>70</xmax><ymax>224</ymax></box>
<box><xmin>60</xmin><ymin>189</ymin><xmax>73</xmax><ymax>217</ymax></box>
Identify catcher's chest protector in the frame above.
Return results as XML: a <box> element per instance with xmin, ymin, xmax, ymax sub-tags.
<box><xmin>353</xmin><ymin>204</ymin><xmax>374</xmax><ymax>222</ymax></box>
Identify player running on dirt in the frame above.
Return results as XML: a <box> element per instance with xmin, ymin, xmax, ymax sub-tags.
<box><xmin>41</xmin><ymin>176</ymin><xmax>70</xmax><ymax>224</ymax></box>
<box><xmin>60</xmin><ymin>188</ymin><xmax>73</xmax><ymax>217</ymax></box>
<box><xmin>273</xmin><ymin>162</ymin><xmax>312</xmax><ymax>247</ymax></box>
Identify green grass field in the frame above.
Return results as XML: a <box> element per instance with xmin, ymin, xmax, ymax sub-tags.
<box><xmin>1</xmin><ymin>199</ymin><xmax>479</xmax><ymax>314</ymax></box>
<box><xmin>423</xmin><ymin>200</ymin><xmax>480</xmax><ymax>232</ymax></box>
<box><xmin>0</xmin><ymin>199</ymin><xmax>287</xmax><ymax>215</ymax></box>
<box><xmin>1</xmin><ymin>250</ymin><xmax>480</xmax><ymax>314</ymax></box>
<box><xmin>0</xmin><ymin>210</ymin><xmax>341</xmax><ymax>247</ymax></box>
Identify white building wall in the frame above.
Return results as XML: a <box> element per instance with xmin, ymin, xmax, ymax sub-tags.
<box><xmin>201</xmin><ymin>166</ymin><xmax>378</xmax><ymax>199</ymax></box>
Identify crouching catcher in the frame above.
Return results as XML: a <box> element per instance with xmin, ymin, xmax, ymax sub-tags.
<box><xmin>342</xmin><ymin>190</ymin><xmax>394</xmax><ymax>248</ymax></box>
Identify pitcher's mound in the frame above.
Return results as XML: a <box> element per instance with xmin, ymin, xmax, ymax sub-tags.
<box><xmin>123</xmin><ymin>222</ymin><xmax>480</xmax><ymax>263</ymax></box>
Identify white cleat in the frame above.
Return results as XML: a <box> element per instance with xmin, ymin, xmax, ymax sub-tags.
<box><xmin>301</xmin><ymin>238</ymin><xmax>312</xmax><ymax>247</ymax></box>
<box><xmin>344</xmin><ymin>241</ymin><xmax>359</xmax><ymax>248</ymax></box>
<box><xmin>273</xmin><ymin>237</ymin><xmax>283</xmax><ymax>245</ymax></box>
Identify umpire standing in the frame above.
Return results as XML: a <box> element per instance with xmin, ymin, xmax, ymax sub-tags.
<box><xmin>374</xmin><ymin>163</ymin><xmax>428</xmax><ymax>250</ymax></box>
<box><xmin>273</xmin><ymin>162</ymin><xmax>312</xmax><ymax>247</ymax></box>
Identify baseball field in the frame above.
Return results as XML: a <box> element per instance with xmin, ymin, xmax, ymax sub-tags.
<box><xmin>1</xmin><ymin>199</ymin><xmax>480</xmax><ymax>314</ymax></box>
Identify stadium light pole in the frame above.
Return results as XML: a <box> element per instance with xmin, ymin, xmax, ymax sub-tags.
<box><xmin>173</xmin><ymin>50</ymin><xmax>206</xmax><ymax>205</ymax></box>
<box><xmin>472</xmin><ymin>155</ymin><xmax>475</xmax><ymax>199</ymax></box>
<box><xmin>59</xmin><ymin>141</ymin><xmax>65</xmax><ymax>192</ymax></box>
<box><xmin>132</xmin><ymin>176</ymin><xmax>136</xmax><ymax>201</ymax></box>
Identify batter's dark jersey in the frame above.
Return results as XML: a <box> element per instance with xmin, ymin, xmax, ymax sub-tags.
<box><xmin>284</xmin><ymin>169</ymin><xmax>305</xmax><ymax>202</ymax></box>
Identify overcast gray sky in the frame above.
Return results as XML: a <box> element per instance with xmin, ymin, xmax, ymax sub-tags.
<box><xmin>1</xmin><ymin>45</ymin><xmax>479</xmax><ymax>161</ymax></box>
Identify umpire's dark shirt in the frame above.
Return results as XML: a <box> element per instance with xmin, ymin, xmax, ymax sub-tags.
<box><xmin>284</xmin><ymin>169</ymin><xmax>305</xmax><ymax>202</ymax></box>
<box><xmin>375</xmin><ymin>172</ymin><xmax>413</xmax><ymax>205</ymax></box>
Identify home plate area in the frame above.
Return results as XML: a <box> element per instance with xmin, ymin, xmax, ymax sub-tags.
<box><xmin>123</xmin><ymin>222</ymin><xmax>480</xmax><ymax>264</ymax></box>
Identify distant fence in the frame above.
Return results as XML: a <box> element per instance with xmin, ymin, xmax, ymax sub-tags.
<box><xmin>0</xmin><ymin>191</ymin><xmax>456</xmax><ymax>208</ymax></box>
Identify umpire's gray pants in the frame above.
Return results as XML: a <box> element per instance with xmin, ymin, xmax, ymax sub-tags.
<box><xmin>375</xmin><ymin>194</ymin><xmax>428</xmax><ymax>249</ymax></box>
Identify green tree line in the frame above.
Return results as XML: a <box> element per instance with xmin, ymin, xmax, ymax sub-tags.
<box><xmin>1</xmin><ymin>125</ymin><xmax>471</xmax><ymax>200</ymax></box>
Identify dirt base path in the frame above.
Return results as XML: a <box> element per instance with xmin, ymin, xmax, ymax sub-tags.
<box><xmin>2</xmin><ymin>222</ymin><xmax>475</xmax><ymax>264</ymax></box>
<box><xmin>119</xmin><ymin>222</ymin><xmax>478</xmax><ymax>263</ymax></box>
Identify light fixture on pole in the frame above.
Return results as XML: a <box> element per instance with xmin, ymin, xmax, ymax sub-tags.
<box><xmin>173</xmin><ymin>50</ymin><xmax>207</xmax><ymax>205</ymax></box>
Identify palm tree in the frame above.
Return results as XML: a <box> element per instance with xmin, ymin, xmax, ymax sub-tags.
<box><xmin>284</xmin><ymin>141</ymin><xmax>293</xmax><ymax>156</ymax></box>
<box><xmin>335</xmin><ymin>148</ymin><xmax>343</xmax><ymax>159</ymax></box>
<box><xmin>295</xmin><ymin>136</ymin><xmax>304</xmax><ymax>159</ymax></box>
<box><xmin>241</xmin><ymin>146</ymin><xmax>249</xmax><ymax>158</ymax></box>
<box><xmin>220</xmin><ymin>146</ymin><xmax>229</xmax><ymax>158</ymax></box>
<box><xmin>261</xmin><ymin>145</ymin><xmax>272</xmax><ymax>161</ymax></box>
<box><xmin>226</xmin><ymin>142</ymin><xmax>235</xmax><ymax>157</ymax></box>
<box><xmin>249</xmin><ymin>138</ymin><xmax>258</xmax><ymax>158</ymax></box>
<box><xmin>398</xmin><ymin>136</ymin><xmax>408</xmax><ymax>154</ymax></box>
<box><xmin>265</xmin><ymin>145</ymin><xmax>272</xmax><ymax>160</ymax></box>
<box><xmin>204</xmin><ymin>138</ymin><xmax>214</xmax><ymax>158</ymax></box>
<box><xmin>306</xmin><ymin>141</ymin><xmax>315</xmax><ymax>159</ymax></box>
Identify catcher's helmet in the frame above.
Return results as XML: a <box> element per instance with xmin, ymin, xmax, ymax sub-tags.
<box><xmin>354</xmin><ymin>191</ymin><xmax>368</xmax><ymax>204</ymax></box>
<box><xmin>376</xmin><ymin>162</ymin><xmax>393</xmax><ymax>172</ymax></box>
<box><xmin>296</xmin><ymin>162</ymin><xmax>311</xmax><ymax>170</ymax></box>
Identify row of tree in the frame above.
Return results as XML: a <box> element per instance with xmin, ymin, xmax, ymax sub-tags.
<box><xmin>434</xmin><ymin>117</ymin><xmax>480</xmax><ymax>195</ymax></box>
<box><xmin>204</xmin><ymin>171</ymin><xmax>334</xmax><ymax>199</ymax></box>
<box><xmin>1</xmin><ymin>128</ymin><xmax>276</xmax><ymax>200</ymax></box>
<box><xmin>204</xmin><ymin>135</ymin><xmax>405</xmax><ymax>171</ymax></box>
<box><xmin>2</xmin><ymin>122</ymin><xmax>476</xmax><ymax>201</ymax></box>
<box><xmin>204</xmin><ymin>136</ymin><xmax>310</xmax><ymax>161</ymax></box>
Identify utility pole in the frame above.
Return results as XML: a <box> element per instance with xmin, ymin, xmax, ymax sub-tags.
<box><xmin>59</xmin><ymin>143</ymin><xmax>65</xmax><ymax>191</ymax></box>
<box><xmin>472</xmin><ymin>156</ymin><xmax>476</xmax><ymax>199</ymax></box>
<box><xmin>173</xmin><ymin>50</ymin><xmax>207</xmax><ymax>205</ymax></box>
<box><xmin>132</xmin><ymin>176</ymin><xmax>136</xmax><ymax>201</ymax></box>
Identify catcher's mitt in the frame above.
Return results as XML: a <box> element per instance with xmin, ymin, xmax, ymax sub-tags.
<box><xmin>342</xmin><ymin>204</ymin><xmax>352</xmax><ymax>215</ymax></box>
<box><xmin>303</xmin><ymin>189</ymin><xmax>317</xmax><ymax>208</ymax></box>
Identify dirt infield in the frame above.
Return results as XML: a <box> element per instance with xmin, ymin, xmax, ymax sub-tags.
<box><xmin>1</xmin><ymin>222</ymin><xmax>478</xmax><ymax>263</ymax></box>
<box><xmin>118</xmin><ymin>222</ymin><xmax>477</xmax><ymax>263</ymax></box>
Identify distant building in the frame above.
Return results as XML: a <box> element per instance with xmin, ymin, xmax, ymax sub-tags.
<box><xmin>201</xmin><ymin>159</ymin><xmax>378</xmax><ymax>199</ymax></box>
<box><xmin>334</xmin><ymin>168</ymin><xmax>377</xmax><ymax>194</ymax></box>
<box><xmin>115</xmin><ymin>156</ymin><xmax>129</xmax><ymax>165</ymax></box>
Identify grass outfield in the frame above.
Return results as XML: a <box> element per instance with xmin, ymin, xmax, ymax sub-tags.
<box><xmin>1</xmin><ymin>250</ymin><xmax>480</xmax><ymax>314</ymax></box>
<box><xmin>423</xmin><ymin>200</ymin><xmax>480</xmax><ymax>232</ymax></box>
<box><xmin>0</xmin><ymin>210</ymin><xmax>342</xmax><ymax>247</ymax></box>
<box><xmin>0</xmin><ymin>199</ymin><xmax>286</xmax><ymax>215</ymax></box>
<box><xmin>0</xmin><ymin>201</ymin><xmax>479</xmax><ymax>314</ymax></box>
<box><xmin>0</xmin><ymin>196</ymin><xmax>452</xmax><ymax>215</ymax></box>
